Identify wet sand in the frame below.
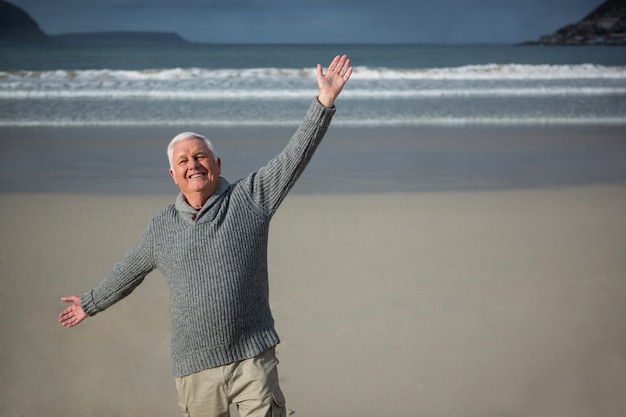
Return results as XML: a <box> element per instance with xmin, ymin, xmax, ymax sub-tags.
<box><xmin>1</xmin><ymin>125</ymin><xmax>626</xmax><ymax>194</ymax></box>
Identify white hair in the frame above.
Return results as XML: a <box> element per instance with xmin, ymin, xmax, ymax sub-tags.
<box><xmin>167</xmin><ymin>132</ymin><xmax>218</xmax><ymax>170</ymax></box>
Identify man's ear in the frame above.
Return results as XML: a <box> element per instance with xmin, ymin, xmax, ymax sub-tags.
<box><xmin>217</xmin><ymin>158</ymin><xmax>221</xmax><ymax>171</ymax></box>
<box><xmin>169</xmin><ymin>169</ymin><xmax>177</xmax><ymax>185</ymax></box>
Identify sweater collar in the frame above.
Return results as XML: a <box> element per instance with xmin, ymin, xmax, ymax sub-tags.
<box><xmin>175</xmin><ymin>177</ymin><xmax>230</xmax><ymax>223</ymax></box>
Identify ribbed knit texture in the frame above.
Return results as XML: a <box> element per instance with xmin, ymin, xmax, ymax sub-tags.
<box><xmin>80</xmin><ymin>99</ymin><xmax>335</xmax><ymax>377</ymax></box>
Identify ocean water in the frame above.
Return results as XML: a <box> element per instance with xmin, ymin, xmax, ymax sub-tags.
<box><xmin>1</xmin><ymin>43</ymin><xmax>626</xmax><ymax>127</ymax></box>
<box><xmin>1</xmin><ymin>43</ymin><xmax>626</xmax><ymax>194</ymax></box>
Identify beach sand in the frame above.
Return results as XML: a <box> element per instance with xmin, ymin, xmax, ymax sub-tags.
<box><xmin>1</xmin><ymin>186</ymin><xmax>625</xmax><ymax>417</ymax></box>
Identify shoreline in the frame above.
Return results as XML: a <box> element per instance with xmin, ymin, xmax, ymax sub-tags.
<box><xmin>1</xmin><ymin>124</ymin><xmax>626</xmax><ymax>195</ymax></box>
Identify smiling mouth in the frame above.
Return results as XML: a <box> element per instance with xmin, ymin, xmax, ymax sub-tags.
<box><xmin>188</xmin><ymin>173</ymin><xmax>206</xmax><ymax>179</ymax></box>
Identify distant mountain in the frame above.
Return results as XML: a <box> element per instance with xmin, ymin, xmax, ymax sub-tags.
<box><xmin>0</xmin><ymin>0</ymin><xmax>189</xmax><ymax>44</ymax></box>
<box><xmin>52</xmin><ymin>31</ymin><xmax>188</xmax><ymax>44</ymax></box>
<box><xmin>530</xmin><ymin>0</ymin><xmax>626</xmax><ymax>45</ymax></box>
<box><xmin>0</xmin><ymin>0</ymin><xmax>49</xmax><ymax>42</ymax></box>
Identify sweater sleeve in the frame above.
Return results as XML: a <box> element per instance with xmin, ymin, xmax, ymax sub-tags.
<box><xmin>243</xmin><ymin>98</ymin><xmax>335</xmax><ymax>216</ymax></box>
<box><xmin>80</xmin><ymin>224</ymin><xmax>156</xmax><ymax>316</ymax></box>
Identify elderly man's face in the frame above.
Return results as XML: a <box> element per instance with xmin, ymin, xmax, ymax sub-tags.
<box><xmin>169</xmin><ymin>137</ymin><xmax>221</xmax><ymax>198</ymax></box>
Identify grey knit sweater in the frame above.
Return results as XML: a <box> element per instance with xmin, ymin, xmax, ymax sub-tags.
<box><xmin>80</xmin><ymin>99</ymin><xmax>335</xmax><ymax>377</ymax></box>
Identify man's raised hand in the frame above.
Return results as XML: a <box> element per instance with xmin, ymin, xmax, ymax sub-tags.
<box><xmin>317</xmin><ymin>55</ymin><xmax>353</xmax><ymax>108</ymax></box>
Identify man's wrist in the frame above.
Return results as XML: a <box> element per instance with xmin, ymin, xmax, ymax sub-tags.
<box><xmin>317</xmin><ymin>94</ymin><xmax>335</xmax><ymax>109</ymax></box>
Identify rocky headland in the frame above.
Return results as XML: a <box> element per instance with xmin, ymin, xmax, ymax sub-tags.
<box><xmin>0</xmin><ymin>0</ymin><xmax>188</xmax><ymax>44</ymax></box>
<box><xmin>528</xmin><ymin>0</ymin><xmax>625</xmax><ymax>45</ymax></box>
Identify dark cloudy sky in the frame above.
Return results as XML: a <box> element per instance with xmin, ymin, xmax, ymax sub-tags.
<box><xmin>11</xmin><ymin>0</ymin><xmax>604</xmax><ymax>44</ymax></box>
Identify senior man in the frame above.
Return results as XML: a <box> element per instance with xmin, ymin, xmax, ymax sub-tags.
<box><xmin>58</xmin><ymin>55</ymin><xmax>352</xmax><ymax>417</ymax></box>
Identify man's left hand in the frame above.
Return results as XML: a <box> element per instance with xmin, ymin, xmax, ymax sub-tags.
<box><xmin>317</xmin><ymin>55</ymin><xmax>353</xmax><ymax>108</ymax></box>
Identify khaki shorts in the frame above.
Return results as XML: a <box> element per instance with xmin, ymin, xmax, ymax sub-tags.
<box><xmin>175</xmin><ymin>347</ymin><xmax>286</xmax><ymax>417</ymax></box>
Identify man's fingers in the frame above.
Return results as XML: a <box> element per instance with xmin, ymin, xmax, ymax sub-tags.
<box><xmin>59</xmin><ymin>309</ymin><xmax>83</xmax><ymax>327</ymax></box>
<box><xmin>318</xmin><ymin>55</ymin><xmax>351</xmax><ymax>79</ymax></box>
<box><xmin>60</xmin><ymin>295</ymin><xmax>78</xmax><ymax>303</ymax></box>
<box><xmin>343</xmin><ymin>66</ymin><xmax>353</xmax><ymax>80</ymax></box>
<box><xmin>329</xmin><ymin>55</ymin><xmax>347</xmax><ymax>73</ymax></box>
<box><xmin>327</xmin><ymin>55</ymin><xmax>340</xmax><ymax>71</ymax></box>
<box><xmin>58</xmin><ymin>308</ymin><xmax>74</xmax><ymax>321</ymax></box>
<box><xmin>60</xmin><ymin>318</ymin><xmax>76</xmax><ymax>327</ymax></box>
<box><xmin>328</xmin><ymin>57</ymin><xmax>352</xmax><ymax>83</ymax></box>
